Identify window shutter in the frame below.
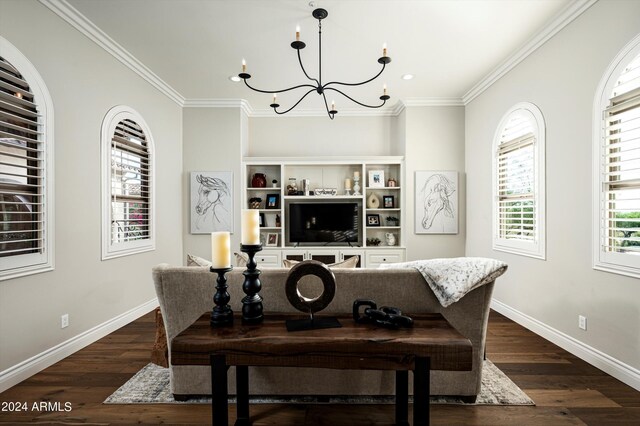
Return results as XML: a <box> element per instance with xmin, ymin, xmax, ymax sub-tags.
<box><xmin>110</xmin><ymin>119</ymin><xmax>151</xmax><ymax>244</ymax></box>
<box><xmin>0</xmin><ymin>56</ymin><xmax>45</xmax><ymax>258</ymax></box>
<box><xmin>602</xmin><ymin>54</ymin><xmax>640</xmax><ymax>253</ymax></box>
<box><xmin>496</xmin><ymin>115</ymin><xmax>536</xmax><ymax>242</ymax></box>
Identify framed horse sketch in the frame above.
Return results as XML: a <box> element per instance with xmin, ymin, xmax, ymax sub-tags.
<box><xmin>415</xmin><ymin>171</ymin><xmax>458</xmax><ymax>234</ymax></box>
<box><xmin>190</xmin><ymin>171</ymin><xmax>233</xmax><ymax>234</ymax></box>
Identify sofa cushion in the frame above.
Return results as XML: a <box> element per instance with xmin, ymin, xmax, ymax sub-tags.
<box><xmin>282</xmin><ymin>255</ymin><xmax>359</xmax><ymax>269</ymax></box>
<box><xmin>186</xmin><ymin>253</ymin><xmax>211</xmax><ymax>267</ymax></box>
<box><xmin>234</xmin><ymin>252</ymin><xmax>249</xmax><ymax>267</ymax></box>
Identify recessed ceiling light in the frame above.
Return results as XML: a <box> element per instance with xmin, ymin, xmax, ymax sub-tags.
<box><xmin>229</xmin><ymin>75</ymin><xmax>241</xmax><ymax>82</ymax></box>
<box><xmin>401</xmin><ymin>74</ymin><xmax>414</xmax><ymax>80</ymax></box>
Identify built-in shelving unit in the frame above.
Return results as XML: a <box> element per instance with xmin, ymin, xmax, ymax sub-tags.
<box><xmin>242</xmin><ymin>157</ymin><xmax>405</xmax><ymax>267</ymax></box>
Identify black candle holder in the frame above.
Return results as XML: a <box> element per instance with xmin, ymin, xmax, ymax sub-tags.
<box><xmin>240</xmin><ymin>244</ymin><xmax>263</xmax><ymax>324</ymax></box>
<box><xmin>209</xmin><ymin>266</ymin><xmax>234</xmax><ymax>327</ymax></box>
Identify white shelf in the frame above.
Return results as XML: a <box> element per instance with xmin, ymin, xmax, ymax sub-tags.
<box><xmin>365</xmin><ymin>186</ymin><xmax>401</xmax><ymax>190</ymax></box>
<box><xmin>244</xmin><ymin>157</ymin><xmax>404</xmax><ymax>258</ymax></box>
<box><xmin>283</xmin><ymin>195</ymin><xmax>364</xmax><ymax>200</ymax></box>
<box><xmin>366</xmin><ymin>226</ymin><xmax>401</xmax><ymax>229</ymax></box>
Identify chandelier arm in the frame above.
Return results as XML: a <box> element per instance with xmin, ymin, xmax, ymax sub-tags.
<box><xmin>273</xmin><ymin>89</ymin><xmax>317</xmax><ymax>115</ymax></box>
<box><xmin>297</xmin><ymin>49</ymin><xmax>319</xmax><ymax>85</ymax></box>
<box><xmin>322</xmin><ymin>62</ymin><xmax>386</xmax><ymax>89</ymax></box>
<box><xmin>321</xmin><ymin>91</ymin><xmax>335</xmax><ymax>120</ymax></box>
<box><xmin>324</xmin><ymin>87</ymin><xmax>387</xmax><ymax>109</ymax></box>
<box><xmin>243</xmin><ymin>79</ymin><xmax>316</xmax><ymax>94</ymax></box>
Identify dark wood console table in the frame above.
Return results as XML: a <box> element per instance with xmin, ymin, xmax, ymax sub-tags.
<box><xmin>171</xmin><ymin>313</ymin><xmax>472</xmax><ymax>426</ymax></box>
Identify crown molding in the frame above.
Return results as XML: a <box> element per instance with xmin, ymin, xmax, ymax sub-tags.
<box><xmin>183</xmin><ymin>99</ymin><xmax>253</xmax><ymax>116</ymax></box>
<box><xmin>38</xmin><ymin>0</ymin><xmax>185</xmax><ymax>107</ymax></box>
<box><xmin>462</xmin><ymin>0</ymin><xmax>598</xmax><ymax>105</ymax></box>
<box><xmin>181</xmin><ymin>99</ymin><xmax>462</xmax><ymax>117</ymax></box>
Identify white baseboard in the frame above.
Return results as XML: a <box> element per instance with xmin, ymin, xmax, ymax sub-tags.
<box><xmin>0</xmin><ymin>298</ymin><xmax>159</xmax><ymax>393</ymax></box>
<box><xmin>491</xmin><ymin>299</ymin><xmax>640</xmax><ymax>392</ymax></box>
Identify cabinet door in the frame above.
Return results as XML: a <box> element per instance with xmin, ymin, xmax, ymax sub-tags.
<box><xmin>339</xmin><ymin>250</ymin><xmax>364</xmax><ymax>268</ymax></box>
<box><xmin>283</xmin><ymin>252</ymin><xmax>305</xmax><ymax>262</ymax></box>
<box><xmin>307</xmin><ymin>250</ymin><xmax>339</xmax><ymax>265</ymax></box>
<box><xmin>366</xmin><ymin>250</ymin><xmax>405</xmax><ymax>268</ymax></box>
<box><xmin>254</xmin><ymin>252</ymin><xmax>281</xmax><ymax>268</ymax></box>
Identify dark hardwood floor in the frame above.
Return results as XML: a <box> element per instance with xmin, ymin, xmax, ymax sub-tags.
<box><xmin>1</xmin><ymin>310</ymin><xmax>639</xmax><ymax>425</ymax></box>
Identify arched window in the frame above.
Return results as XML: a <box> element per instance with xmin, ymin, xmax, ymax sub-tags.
<box><xmin>101</xmin><ymin>106</ymin><xmax>155</xmax><ymax>259</ymax></box>
<box><xmin>493</xmin><ymin>102</ymin><xmax>546</xmax><ymax>259</ymax></box>
<box><xmin>0</xmin><ymin>37</ymin><xmax>54</xmax><ymax>280</ymax></box>
<box><xmin>594</xmin><ymin>34</ymin><xmax>640</xmax><ymax>277</ymax></box>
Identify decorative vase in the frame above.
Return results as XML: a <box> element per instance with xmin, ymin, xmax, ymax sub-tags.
<box><xmin>251</xmin><ymin>173</ymin><xmax>267</xmax><ymax>188</ymax></box>
<box><xmin>385</xmin><ymin>233</ymin><xmax>397</xmax><ymax>246</ymax></box>
<box><xmin>367</xmin><ymin>193</ymin><xmax>380</xmax><ymax>209</ymax></box>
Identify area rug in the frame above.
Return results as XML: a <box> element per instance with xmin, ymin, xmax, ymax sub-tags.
<box><xmin>104</xmin><ymin>360</ymin><xmax>533</xmax><ymax>406</ymax></box>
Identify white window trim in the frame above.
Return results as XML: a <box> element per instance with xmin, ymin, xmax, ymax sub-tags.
<box><xmin>0</xmin><ymin>37</ymin><xmax>55</xmax><ymax>281</ymax></box>
<box><xmin>101</xmin><ymin>105</ymin><xmax>155</xmax><ymax>260</ymax></box>
<box><xmin>492</xmin><ymin>102</ymin><xmax>546</xmax><ymax>260</ymax></box>
<box><xmin>592</xmin><ymin>33</ymin><xmax>640</xmax><ymax>278</ymax></box>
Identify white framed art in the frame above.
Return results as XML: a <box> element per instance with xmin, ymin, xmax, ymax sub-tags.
<box><xmin>368</xmin><ymin>170</ymin><xmax>385</xmax><ymax>188</ymax></box>
<box><xmin>190</xmin><ymin>171</ymin><xmax>233</xmax><ymax>234</ymax></box>
<box><xmin>415</xmin><ymin>171</ymin><xmax>458</xmax><ymax>234</ymax></box>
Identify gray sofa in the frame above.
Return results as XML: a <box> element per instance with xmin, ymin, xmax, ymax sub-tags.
<box><xmin>153</xmin><ymin>265</ymin><xmax>495</xmax><ymax>401</ymax></box>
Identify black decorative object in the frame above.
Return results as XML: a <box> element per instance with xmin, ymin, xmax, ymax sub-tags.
<box><xmin>240</xmin><ymin>244</ymin><xmax>264</xmax><ymax>324</ymax></box>
<box><xmin>353</xmin><ymin>299</ymin><xmax>414</xmax><ymax>329</ymax></box>
<box><xmin>238</xmin><ymin>8</ymin><xmax>391</xmax><ymax>120</ymax></box>
<box><xmin>284</xmin><ymin>260</ymin><xmax>341</xmax><ymax>331</ymax></box>
<box><xmin>209</xmin><ymin>266</ymin><xmax>234</xmax><ymax>327</ymax></box>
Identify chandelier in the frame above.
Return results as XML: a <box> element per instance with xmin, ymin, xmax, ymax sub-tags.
<box><xmin>238</xmin><ymin>8</ymin><xmax>391</xmax><ymax>119</ymax></box>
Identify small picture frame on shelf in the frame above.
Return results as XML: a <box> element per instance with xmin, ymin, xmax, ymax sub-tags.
<box><xmin>266</xmin><ymin>193</ymin><xmax>280</xmax><ymax>209</ymax></box>
<box><xmin>366</xmin><ymin>214</ymin><xmax>380</xmax><ymax>227</ymax></box>
<box><xmin>259</xmin><ymin>212</ymin><xmax>265</xmax><ymax>227</ymax></box>
<box><xmin>266</xmin><ymin>232</ymin><xmax>279</xmax><ymax>247</ymax></box>
<box><xmin>383</xmin><ymin>195</ymin><xmax>394</xmax><ymax>208</ymax></box>
<box><xmin>368</xmin><ymin>170</ymin><xmax>385</xmax><ymax>188</ymax></box>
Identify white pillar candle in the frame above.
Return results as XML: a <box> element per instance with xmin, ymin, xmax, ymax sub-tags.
<box><xmin>241</xmin><ymin>209</ymin><xmax>261</xmax><ymax>245</ymax></box>
<box><xmin>211</xmin><ymin>232</ymin><xmax>230</xmax><ymax>268</ymax></box>
<box><xmin>345</xmin><ymin>178</ymin><xmax>352</xmax><ymax>189</ymax></box>
<box><xmin>354</xmin><ymin>171</ymin><xmax>360</xmax><ymax>178</ymax></box>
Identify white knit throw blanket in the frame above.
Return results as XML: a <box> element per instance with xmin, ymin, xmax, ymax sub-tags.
<box><xmin>379</xmin><ymin>257</ymin><xmax>508</xmax><ymax>307</ymax></box>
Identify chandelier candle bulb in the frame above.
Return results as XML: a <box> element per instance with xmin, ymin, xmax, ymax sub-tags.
<box><xmin>241</xmin><ymin>209</ymin><xmax>260</xmax><ymax>245</ymax></box>
<box><xmin>273</xmin><ymin>93</ymin><xmax>277</xmax><ymax>104</ymax></box>
<box><xmin>384</xmin><ymin>84</ymin><xmax>387</xmax><ymax>96</ymax></box>
<box><xmin>296</xmin><ymin>25</ymin><xmax>300</xmax><ymax>41</ymax></box>
<box><xmin>210</xmin><ymin>232</ymin><xmax>231</xmax><ymax>269</ymax></box>
<box><xmin>242</xmin><ymin>58</ymin><xmax>246</xmax><ymax>73</ymax></box>
<box><xmin>331</xmin><ymin>100</ymin><xmax>335</xmax><ymax>110</ymax></box>
<box><xmin>383</xmin><ymin>43</ymin><xmax>387</xmax><ymax>57</ymax></box>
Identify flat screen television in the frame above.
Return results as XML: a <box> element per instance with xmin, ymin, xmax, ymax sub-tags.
<box><xmin>288</xmin><ymin>202</ymin><xmax>361</xmax><ymax>246</ymax></box>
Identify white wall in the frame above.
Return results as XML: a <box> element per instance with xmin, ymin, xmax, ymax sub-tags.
<box><xmin>182</xmin><ymin>108</ymin><xmax>245</xmax><ymax>260</ymax></box>
<box><xmin>465</xmin><ymin>0</ymin><xmax>640</xmax><ymax>373</ymax></box>
<box><xmin>404</xmin><ymin>107</ymin><xmax>466</xmax><ymax>260</ymax></box>
<box><xmin>0</xmin><ymin>0</ymin><xmax>183</xmax><ymax>374</ymax></box>
<box><xmin>249</xmin><ymin>116</ymin><xmax>394</xmax><ymax>157</ymax></box>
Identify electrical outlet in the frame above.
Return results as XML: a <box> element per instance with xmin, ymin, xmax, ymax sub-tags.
<box><xmin>61</xmin><ymin>314</ymin><xmax>69</xmax><ymax>329</ymax></box>
<box><xmin>578</xmin><ymin>315</ymin><xmax>587</xmax><ymax>331</ymax></box>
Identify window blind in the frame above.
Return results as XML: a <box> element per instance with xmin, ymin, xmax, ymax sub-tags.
<box><xmin>602</xmin><ymin>53</ymin><xmax>640</xmax><ymax>253</ymax></box>
<box><xmin>110</xmin><ymin>119</ymin><xmax>151</xmax><ymax>244</ymax></box>
<box><xmin>0</xmin><ymin>56</ymin><xmax>44</xmax><ymax>258</ymax></box>
<box><xmin>497</xmin><ymin>114</ymin><xmax>536</xmax><ymax>241</ymax></box>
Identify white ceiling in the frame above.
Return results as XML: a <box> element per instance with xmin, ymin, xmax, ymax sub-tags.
<box><xmin>67</xmin><ymin>0</ymin><xmax>574</xmax><ymax>112</ymax></box>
